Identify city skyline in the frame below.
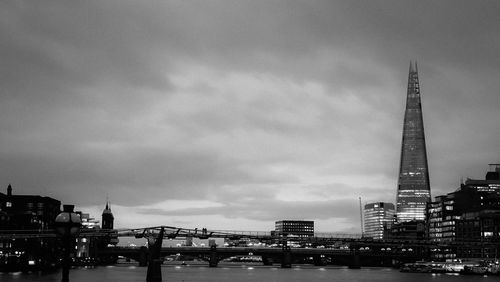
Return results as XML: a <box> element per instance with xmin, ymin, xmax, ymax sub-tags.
<box><xmin>1</xmin><ymin>1</ymin><xmax>499</xmax><ymax>232</ymax></box>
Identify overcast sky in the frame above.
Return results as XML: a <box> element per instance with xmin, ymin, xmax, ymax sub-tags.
<box><xmin>1</xmin><ymin>0</ymin><xmax>499</xmax><ymax>233</ymax></box>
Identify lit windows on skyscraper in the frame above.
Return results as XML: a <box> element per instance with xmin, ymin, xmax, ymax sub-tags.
<box><xmin>396</xmin><ymin>62</ymin><xmax>431</xmax><ymax>222</ymax></box>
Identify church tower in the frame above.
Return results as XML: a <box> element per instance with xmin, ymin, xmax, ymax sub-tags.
<box><xmin>102</xmin><ymin>201</ymin><xmax>114</xmax><ymax>230</ymax></box>
<box><xmin>396</xmin><ymin>62</ymin><xmax>431</xmax><ymax>222</ymax></box>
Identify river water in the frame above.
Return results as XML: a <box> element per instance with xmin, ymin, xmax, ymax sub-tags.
<box><xmin>0</xmin><ymin>263</ymin><xmax>493</xmax><ymax>282</ymax></box>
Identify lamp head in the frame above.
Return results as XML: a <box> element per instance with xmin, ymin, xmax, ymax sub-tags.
<box><xmin>55</xmin><ymin>205</ymin><xmax>82</xmax><ymax>236</ymax></box>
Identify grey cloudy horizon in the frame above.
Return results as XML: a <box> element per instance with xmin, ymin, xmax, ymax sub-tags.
<box><xmin>1</xmin><ymin>0</ymin><xmax>499</xmax><ymax>232</ymax></box>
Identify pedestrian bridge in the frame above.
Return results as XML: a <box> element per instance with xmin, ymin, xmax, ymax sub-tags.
<box><xmin>115</xmin><ymin>225</ymin><xmax>362</xmax><ymax>241</ymax></box>
<box><xmin>98</xmin><ymin>245</ymin><xmax>424</xmax><ymax>268</ymax></box>
<box><xmin>2</xmin><ymin>224</ymin><xmax>497</xmax><ymax>269</ymax></box>
<box><xmin>92</xmin><ymin>226</ymin><xmax>434</xmax><ymax>269</ymax></box>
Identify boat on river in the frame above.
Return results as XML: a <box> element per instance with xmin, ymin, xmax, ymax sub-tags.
<box><xmin>461</xmin><ymin>260</ymin><xmax>500</xmax><ymax>275</ymax></box>
<box><xmin>400</xmin><ymin>261</ymin><xmax>480</xmax><ymax>274</ymax></box>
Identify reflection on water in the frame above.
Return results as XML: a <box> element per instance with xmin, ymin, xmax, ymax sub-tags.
<box><xmin>0</xmin><ymin>264</ymin><xmax>494</xmax><ymax>282</ymax></box>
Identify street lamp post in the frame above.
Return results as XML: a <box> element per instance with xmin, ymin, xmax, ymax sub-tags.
<box><xmin>55</xmin><ymin>205</ymin><xmax>82</xmax><ymax>282</ymax></box>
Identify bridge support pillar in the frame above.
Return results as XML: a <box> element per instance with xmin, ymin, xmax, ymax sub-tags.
<box><xmin>209</xmin><ymin>245</ymin><xmax>218</xmax><ymax>267</ymax></box>
<box><xmin>313</xmin><ymin>255</ymin><xmax>327</xmax><ymax>266</ymax></box>
<box><xmin>281</xmin><ymin>247</ymin><xmax>292</xmax><ymax>268</ymax></box>
<box><xmin>348</xmin><ymin>249</ymin><xmax>361</xmax><ymax>269</ymax></box>
<box><xmin>262</xmin><ymin>256</ymin><xmax>273</xmax><ymax>266</ymax></box>
<box><xmin>146</xmin><ymin>227</ymin><xmax>164</xmax><ymax>282</ymax></box>
<box><xmin>139</xmin><ymin>246</ymin><xmax>149</xmax><ymax>267</ymax></box>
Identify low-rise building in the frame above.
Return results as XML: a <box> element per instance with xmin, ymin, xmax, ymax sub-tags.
<box><xmin>0</xmin><ymin>184</ymin><xmax>61</xmax><ymax>271</ymax></box>
<box><xmin>275</xmin><ymin>220</ymin><xmax>314</xmax><ymax>238</ymax></box>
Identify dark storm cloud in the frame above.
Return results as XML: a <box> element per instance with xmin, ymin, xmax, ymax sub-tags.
<box><xmin>1</xmin><ymin>0</ymin><xmax>499</xmax><ymax>230</ymax></box>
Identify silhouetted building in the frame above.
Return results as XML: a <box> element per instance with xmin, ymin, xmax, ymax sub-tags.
<box><xmin>275</xmin><ymin>220</ymin><xmax>314</xmax><ymax>237</ymax></box>
<box><xmin>0</xmin><ymin>184</ymin><xmax>61</xmax><ymax>271</ymax></box>
<box><xmin>363</xmin><ymin>202</ymin><xmax>395</xmax><ymax>239</ymax></box>
<box><xmin>102</xmin><ymin>201</ymin><xmax>114</xmax><ymax>230</ymax></box>
<box><xmin>0</xmin><ymin>192</ymin><xmax>8</xmax><ymax>226</ymax></box>
<box><xmin>100</xmin><ymin>202</ymin><xmax>118</xmax><ymax>251</ymax></box>
<box><xmin>427</xmin><ymin>164</ymin><xmax>500</xmax><ymax>259</ymax></box>
<box><xmin>396</xmin><ymin>62</ymin><xmax>431</xmax><ymax>223</ymax></box>
<box><xmin>0</xmin><ymin>184</ymin><xmax>61</xmax><ymax>230</ymax></box>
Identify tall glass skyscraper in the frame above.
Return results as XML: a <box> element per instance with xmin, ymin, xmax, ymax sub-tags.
<box><xmin>396</xmin><ymin>62</ymin><xmax>431</xmax><ymax>222</ymax></box>
<box><xmin>364</xmin><ymin>202</ymin><xmax>395</xmax><ymax>239</ymax></box>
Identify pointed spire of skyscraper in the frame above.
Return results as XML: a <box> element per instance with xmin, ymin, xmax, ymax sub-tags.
<box><xmin>396</xmin><ymin>62</ymin><xmax>431</xmax><ymax>223</ymax></box>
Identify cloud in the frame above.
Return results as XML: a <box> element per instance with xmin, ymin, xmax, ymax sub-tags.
<box><xmin>0</xmin><ymin>1</ymin><xmax>499</xmax><ymax>232</ymax></box>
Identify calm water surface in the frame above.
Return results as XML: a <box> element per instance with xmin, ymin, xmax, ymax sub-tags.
<box><xmin>0</xmin><ymin>264</ymin><xmax>494</xmax><ymax>282</ymax></box>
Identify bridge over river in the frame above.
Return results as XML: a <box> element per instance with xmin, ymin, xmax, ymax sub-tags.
<box><xmin>99</xmin><ymin>245</ymin><xmax>425</xmax><ymax>269</ymax></box>
<box><xmin>92</xmin><ymin>225</ymin><xmax>465</xmax><ymax>269</ymax></box>
<box><xmin>2</xmin><ymin>225</ymin><xmax>498</xmax><ymax>270</ymax></box>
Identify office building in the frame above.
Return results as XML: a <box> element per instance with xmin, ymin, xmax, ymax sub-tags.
<box><xmin>275</xmin><ymin>220</ymin><xmax>314</xmax><ymax>237</ymax></box>
<box><xmin>396</xmin><ymin>62</ymin><xmax>431</xmax><ymax>222</ymax></box>
<box><xmin>427</xmin><ymin>164</ymin><xmax>500</xmax><ymax>259</ymax></box>
<box><xmin>363</xmin><ymin>202</ymin><xmax>395</xmax><ymax>239</ymax></box>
